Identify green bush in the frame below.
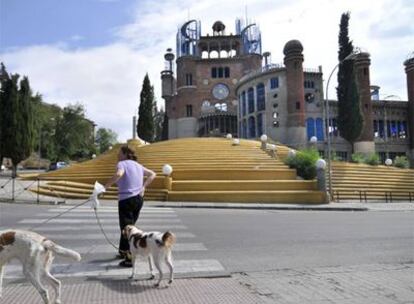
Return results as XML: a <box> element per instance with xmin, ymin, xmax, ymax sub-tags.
<box><xmin>364</xmin><ymin>153</ymin><xmax>380</xmax><ymax>166</ymax></box>
<box><xmin>394</xmin><ymin>156</ymin><xmax>409</xmax><ymax>169</ymax></box>
<box><xmin>351</xmin><ymin>153</ymin><xmax>365</xmax><ymax>163</ymax></box>
<box><xmin>284</xmin><ymin>148</ymin><xmax>319</xmax><ymax>180</ymax></box>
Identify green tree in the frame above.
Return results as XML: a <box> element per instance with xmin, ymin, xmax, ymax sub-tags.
<box><xmin>0</xmin><ymin>72</ymin><xmax>34</xmax><ymax>177</ymax></box>
<box><xmin>137</xmin><ymin>74</ymin><xmax>154</xmax><ymax>142</ymax></box>
<box><xmin>0</xmin><ymin>62</ymin><xmax>10</xmax><ymax>165</ymax></box>
<box><xmin>54</xmin><ymin>104</ymin><xmax>95</xmax><ymax>161</ymax></box>
<box><xmin>336</xmin><ymin>12</ymin><xmax>362</xmax><ymax>150</ymax></box>
<box><xmin>96</xmin><ymin>128</ymin><xmax>118</xmax><ymax>153</ymax></box>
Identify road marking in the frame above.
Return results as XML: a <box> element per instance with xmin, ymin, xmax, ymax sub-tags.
<box><xmin>33</xmin><ymin>213</ymin><xmax>178</xmax><ymax>218</ymax></box>
<box><xmin>37</xmin><ymin>232</ymin><xmax>195</xmax><ymax>239</ymax></box>
<box><xmin>11</xmin><ymin>224</ymin><xmax>189</xmax><ymax>232</ymax></box>
<box><xmin>74</xmin><ymin>242</ymin><xmax>207</xmax><ymax>254</ymax></box>
<box><xmin>19</xmin><ymin>218</ymin><xmax>182</xmax><ymax>224</ymax></box>
<box><xmin>3</xmin><ymin>259</ymin><xmax>225</xmax><ymax>279</ymax></box>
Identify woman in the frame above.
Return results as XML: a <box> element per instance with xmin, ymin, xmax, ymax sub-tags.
<box><xmin>104</xmin><ymin>146</ymin><xmax>156</xmax><ymax>267</ymax></box>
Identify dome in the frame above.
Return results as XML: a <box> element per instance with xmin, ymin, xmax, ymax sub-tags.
<box><xmin>283</xmin><ymin>40</ymin><xmax>303</xmax><ymax>55</ymax></box>
<box><xmin>212</xmin><ymin>21</ymin><xmax>225</xmax><ymax>33</ymax></box>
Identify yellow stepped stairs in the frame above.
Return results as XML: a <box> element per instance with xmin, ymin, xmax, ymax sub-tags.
<box><xmin>330</xmin><ymin>162</ymin><xmax>414</xmax><ymax>201</ymax></box>
<box><xmin>21</xmin><ymin>138</ymin><xmax>325</xmax><ymax>204</ymax></box>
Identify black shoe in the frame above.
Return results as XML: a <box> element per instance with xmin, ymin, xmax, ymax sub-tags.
<box><xmin>116</xmin><ymin>253</ymin><xmax>126</xmax><ymax>260</ymax></box>
<box><xmin>119</xmin><ymin>259</ymin><xmax>132</xmax><ymax>267</ymax></box>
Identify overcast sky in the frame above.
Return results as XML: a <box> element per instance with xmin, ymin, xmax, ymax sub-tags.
<box><xmin>1</xmin><ymin>0</ymin><xmax>413</xmax><ymax>141</ymax></box>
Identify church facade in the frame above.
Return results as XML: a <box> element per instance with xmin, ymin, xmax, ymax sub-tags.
<box><xmin>161</xmin><ymin>19</ymin><xmax>414</xmax><ymax>165</ymax></box>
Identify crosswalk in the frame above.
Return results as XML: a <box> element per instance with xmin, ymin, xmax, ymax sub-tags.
<box><xmin>2</xmin><ymin>205</ymin><xmax>226</xmax><ymax>279</ymax></box>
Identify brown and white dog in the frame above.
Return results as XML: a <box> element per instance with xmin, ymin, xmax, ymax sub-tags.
<box><xmin>0</xmin><ymin>229</ymin><xmax>81</xmax><ymax>304</ymax></box>
<box><xmin>123</xmin><ymin>225</ymin><xmax>176</xmax><ymax>287</ymax></box>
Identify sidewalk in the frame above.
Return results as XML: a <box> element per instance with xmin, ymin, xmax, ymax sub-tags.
<box><xmin>1</xmin><ymin>276</ymin><xmax>266</xmax><ymax>304</ymax></box>
<box><xmin>2</xmin><ymin>196</ymin><xmax>414</xmax><ymax>212</ymax></box>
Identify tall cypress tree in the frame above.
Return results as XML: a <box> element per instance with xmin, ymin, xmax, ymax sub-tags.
<box><xmin>137</xmin><ymin>74</ymin><xmax>154</xmax><ymax>142</ymax></box>
<box><xmin>336</xmin><ymin>12</ymin><xmax>362</xmax><ymax>151</ymax></box>
<box><xmin>0</xmin><ymin>63</ymin><xmax>10</xmax><ymax>165</ymax></box>
<box><xmin>1</xmin><ymin>73</ymin><xmax>34</xmax><ymax>177</ymax></box>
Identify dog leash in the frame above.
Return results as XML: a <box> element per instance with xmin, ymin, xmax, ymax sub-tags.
<box><xmin>28</xmin><ymin>199</ymin><xmax>92</xmax><ymax>231</ymax></box>
<box><xmin>28</xmin><ymin>198</ymin><xmax>119</xmax><ymax>252</ymax></box>
<box><xmin>93</xmin><ymin>207</ymin><xmax>119</xmax><ymax>251</ymax></box>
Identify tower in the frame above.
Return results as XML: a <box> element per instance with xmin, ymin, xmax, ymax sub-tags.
<box><xmin>161</xmin><ymin>19</ymin><xmax>262</xmax><ymax>139</ymax></box>
<box><xmin>353</xmin><ymin>52</ymin><xmax>375</xmax><ymax>154</ymax></box>
<box><xmin>404</xmin><ymin>54</ymin><xmax>414</xmax><ymax>167</ymax></box>
<box><xmin>283</xmin><ymin>40</ymin><xmax>306</xmax><ymax>148</ymax></box>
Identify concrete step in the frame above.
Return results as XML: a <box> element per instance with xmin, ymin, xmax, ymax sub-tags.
<box><xmin>168</xmin><ymin>190</ymin><xmax>326</xmax><ymax>204</ymax></box>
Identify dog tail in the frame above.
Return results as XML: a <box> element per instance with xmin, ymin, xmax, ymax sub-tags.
<box><xmin>43</xmin><ymin>240</ymin><xmax>81</xmax><ymax>261</ymax></box>
<box><xmin>162</xmin><ymin>231</ymin><xmax>176</xmax><ymax>248</ymax></box>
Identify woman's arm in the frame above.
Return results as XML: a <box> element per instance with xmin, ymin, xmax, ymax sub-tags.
<box><xmin>104</xmin><ymin>168</ymin><xmax>124</xmax><ymax>190</ymax></box>
<box><xmin>142</xmin><ymin>167</ymin><xmax>156</xmax><ymax>191</ymax></box>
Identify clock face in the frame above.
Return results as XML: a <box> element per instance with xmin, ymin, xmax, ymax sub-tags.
<box><xmin>212</xmin><ymin>83</ymin><xmax>229</xmax><ymax>100</ymax></box>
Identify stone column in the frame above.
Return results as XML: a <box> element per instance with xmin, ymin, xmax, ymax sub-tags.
<box><xmin>404</xmin><ymin>56</ymin><xmax>414</xmax><ymax>167</ymax></box>
<box><xmin>283</xmin><ymin>40</ymin><xmax>306</xmax><ymax>148</ymax></box>
<box><xmin>354</xmin><ymin>52</ymin><xmax>375</xmax><ymax>154</ymax></box>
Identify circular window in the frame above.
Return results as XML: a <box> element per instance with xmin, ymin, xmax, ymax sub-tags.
<box><xmin>212</xmin><ymin>83</ymin><xmax>229</xmax><ymax>100</ymax></box>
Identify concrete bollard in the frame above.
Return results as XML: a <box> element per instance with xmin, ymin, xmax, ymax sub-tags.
<box><xmin>316</xmin><ymin>159</ymin><xmax>330</xmax><ymax>203</ymax></box>
<box><xmin>260</xmin><ymin>134</ymin><xmax>268</xmax><ymax>150</ymax></box>
<box><xmin>162</xmin><ymin>164</ymin><xmax>173</xmax><ymax>191</ymax></box>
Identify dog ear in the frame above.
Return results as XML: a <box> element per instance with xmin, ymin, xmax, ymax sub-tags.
<box><xmin>139</xmin><ymin>237</ymin><xmax>147</xmax><ymax>248</ymax></box>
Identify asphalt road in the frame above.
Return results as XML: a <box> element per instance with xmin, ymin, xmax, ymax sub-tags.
<box><xmin>1</xmin><ymin>202</ymin><xmax>413</xmax><ymax>304</ymax></box>
<box><xmin>1</xmin><ymin>203</ymin><xmax>412</xmax><ymax>272</ymax></box>
<box><xmin>176</xmin><ymin>208</ymin><xmax>413</xmax><ymax>271</ymax></box>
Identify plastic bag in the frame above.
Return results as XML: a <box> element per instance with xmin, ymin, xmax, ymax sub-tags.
<box><xmin>89</xmin><ymin>181</ymin><xmax>106</xmax><ymax>209</ymax></box>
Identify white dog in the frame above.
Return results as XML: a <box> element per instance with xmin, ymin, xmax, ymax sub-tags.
<box><xmin>0</xmin><ymin>229</ymin><xmax>81</xmax><ymax>304</ymax></box>
<box><xmin>123</xmin><ymin>225</ymin><xmax>176</xmax><ymax>287</ymax></box>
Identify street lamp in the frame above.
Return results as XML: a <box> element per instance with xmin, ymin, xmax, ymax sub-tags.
<box><xmin>325</xmin><ymin>51</ymin><xmax>360</xmax><ymax>200</ymax></box>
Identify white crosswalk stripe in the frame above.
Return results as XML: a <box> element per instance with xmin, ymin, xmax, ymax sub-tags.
<box><xmin>4</xmin><ymin>205</ymin><xmax>226</xmax><ymax>279</ymax></box>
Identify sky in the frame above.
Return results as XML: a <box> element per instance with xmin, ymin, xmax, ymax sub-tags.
<box><xmin>1</xmin><ymin>0</ymin><xmax>413</xmax><ymax>142</ymax></box>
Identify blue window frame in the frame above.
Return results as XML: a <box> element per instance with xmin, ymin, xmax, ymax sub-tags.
<box><xmin>316</xmin><ymin>118</ymin><xmax>324</xmax><ymax>141</ymax></box>
<box><xmin>270</xmin><ymin>77</ymin><xmax>279</xmax><ymax>89</ymax></box>
<box><xmin>256</xmin><ymin>83</ymin><xmax>265</xmax><ymax>111</ymax></box>
<box><xmin>248</xmin><ymin>116</ymin><xmax>256</xmax><ymax>138</ymax></box>
<box><xmin>242</xmin><ymin>91</ymin><xmax>246</xmax><ymax>116</ymax></box>
<box><xmin>306</xmin><ymin>118</ymin><xmax>315</xmax><ymax>140</ymax></box>
<box><xmin>248</xmin><ymin>87</ymin><xmax>255</xmax><ymax>113</ymax></box>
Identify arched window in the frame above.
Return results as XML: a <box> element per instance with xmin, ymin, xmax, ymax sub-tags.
<box><xmin>210</xmin><ymin>50</ymin><xmax>219</xmax><ymax>58</ymax></box>
<box><xmin>242</xmin><ymin>91</ymin><xmax>246</xmax><ymax>116</ymax></box>
<box><xmin>257</xmin><ymin>113</ymin><xmax>263</xmax><ymax>136</ymax></box>
<box><xmin>248</xmin><ymin>116</ymin><xmax>256</xmax><ymax>138</ymax></box>
<box><xmin>248</xmin><ymin>87</ymin><xmax>254</xmax><ymax>113</ymax></box>
<box><xmin>306</xmin><ymin>118</ymin><xmax>315</xmax><ymax>140</ymax></box>
<box><xmin>316</xmin><ymin>118</ymin><xmax>324</xmax><ymax>141</ymax></box>
<box><xmin>256</xmin><ymin>83</ymin><xmax>265</xmax><ymax>111</ymax></box>
<box><xmin>220</xmin><ymin>50</ymin><xmax>228</xmax><ymax>58</ymax></box>
<box><xmin>270</xmin><ymin>77</ymin><xmax>279</xmax><ymax>89</ymax></box>
<box><xmin>201</xmin><ymin>51</ymin><xmax>209</xmax><ymax>59</ymax></box>
<box><xmin>211</xmin><ymin>67</ymin><xmax>217</xmax><ymax>78</ymax></box>
<box><xmin>218</xmin><ymin>67</ymin><xmax>224</xmax><ymax>78</ymax></box>
<box><xmin>224</xmin><ymin>67</ymin><xmax>230</xmax><ymax>78</ymax></box>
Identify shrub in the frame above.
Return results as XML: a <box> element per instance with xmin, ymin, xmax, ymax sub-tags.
<box><xmin>394</xmin><ymin>156</ymin><xmax>409</xmax><ymax>169</ymax></box>
<box><xmin>351</xmin><ymin>153</ymin><xmax>365</xmax><ymax>164</ymax></box>
<box><xmin>284</xmin><ymin>148</ymin><xmax>319</xmax><ymax>180</ymax></box>
<box><xmin>364</xmin><ymin>153</ymin><xmax>380</xmax><ymax>166</ymax></box>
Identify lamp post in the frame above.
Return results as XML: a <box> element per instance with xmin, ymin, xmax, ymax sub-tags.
<box><xmin>325</xmin><ymin>51</ymin><xmax>360</xmax><ymax>200</ymax></box>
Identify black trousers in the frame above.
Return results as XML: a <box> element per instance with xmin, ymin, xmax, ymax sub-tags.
<box><xmin>118</xmin><ymin>194</ymin><xmax>143</xmax><ymax>253</ymax></box>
